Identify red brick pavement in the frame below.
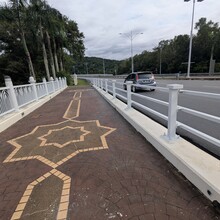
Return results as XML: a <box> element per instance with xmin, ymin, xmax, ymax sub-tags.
<box><xmin>0</xmin><ymin>86</ymin><xmax>219</xmax><ymax>220</ymax></box>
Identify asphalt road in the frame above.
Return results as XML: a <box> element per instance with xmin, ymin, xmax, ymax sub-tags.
<box><xmin>113</xmin><ymin>79</ymin><xmax>220</xmax><ymax>158</ymax></box>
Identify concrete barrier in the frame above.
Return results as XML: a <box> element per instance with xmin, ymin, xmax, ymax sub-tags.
<box><xmin>94</xmin><ymin>85</ymin><xmax>220</xmax><ymax>206</ymax></box>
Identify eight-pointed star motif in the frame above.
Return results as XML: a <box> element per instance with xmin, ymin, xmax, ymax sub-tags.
<box><xmin>38</xmin><ymin>126</ymin><xmax>90</xmax><ymax>148</ymax></box>
<box><xmin>4</xmin><ymin>120</ymin><xmax>116</xmax><ymax>167</ymax></box>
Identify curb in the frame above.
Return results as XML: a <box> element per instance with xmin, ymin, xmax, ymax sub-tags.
<box><xmin>0</xmin><ymin>89</ymin><xmax>65</xmax><ymax>133</ymax></box>
<box><xmin>94</xmin><ymin>86</ymin><xmax>220</xmax><ymax>205</ymax></box>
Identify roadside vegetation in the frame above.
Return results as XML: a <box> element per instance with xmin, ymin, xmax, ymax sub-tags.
<box><xmin>1</xmin><ymin>1</ymin><xmax>219</xmax><ymax>86</ymax></box>
<box><xmin>0</xmin><ymin>0</ymin><xmax>84</xmax><ymax>86</ymax></box>
<box><xmin>118</xmin><ymin>18</ymin><xmax>220</xmax><ymax>75</ymax></box>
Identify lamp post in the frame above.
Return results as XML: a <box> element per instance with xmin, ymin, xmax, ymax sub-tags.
<box><xmin>103</xmin><ymin>58</ymin><xmax>106</xmax><ymax>75</ymax></box>
<box><xmin>185</xmin><ymin>0</ymin><xmax>204</xmax><ymax>78</ymax></box>
<box><xmin>119</xmin><ymin>31</ymin><xmax>143</xmax><ymax>73</ymax></box>
<box><xmin>85</xmin><ymin>62</ymin><xmax>88</xmax><ymax>75</ymax></box>
<box><xmin>159</xmin><ymin>47</ymin><xmax>162</xmax><ymax>75</ymax></box>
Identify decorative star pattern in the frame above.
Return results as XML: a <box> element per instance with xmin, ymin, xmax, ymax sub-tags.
<box><xmin>3</xmin><ymin>90</ymin><xmax>116</xmax><ymax>220</ymax></box>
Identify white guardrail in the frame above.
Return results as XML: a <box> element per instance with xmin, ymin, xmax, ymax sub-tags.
<box><xmin>89</xmin><ymin>78</ymin><xmax>220</xmax><ymax>152</ymax></box>
<box><xmin>0</xmin><ymin>76</ymin><xmax>67</xmax><ymax>117</ymax></box>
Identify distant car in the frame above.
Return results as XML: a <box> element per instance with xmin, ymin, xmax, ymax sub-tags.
<box><xmin>123</xmin><ymin>71</ymin><xmax>156</xmax><ymax>92</ymax></box>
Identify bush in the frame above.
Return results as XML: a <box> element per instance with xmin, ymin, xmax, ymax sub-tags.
<box><xmin>56</xmin><ymin>70</ymin><xmax>73</xmax><ymax>86</ymax></box>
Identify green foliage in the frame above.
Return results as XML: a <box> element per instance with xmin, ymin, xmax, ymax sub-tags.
<box><xmin>57</xmin><ymin>70</ymin><xmax>73</xmax><ymax>86</ymax></box>
<box><xmin>118</xmin><ymin>18</ymin><xmax>220</xmax><ymax>74</ymax></box>
<box><xmin>77</xmin><ymin>79</ymin><xmax>89</xmax><ymax>86</ymax></box>
<box><xmin>0</xmin><ymin>0</ymin><xmax>85</xmax><ymax>84</ymax></box>
<box><xmin>74</xmin><ymin>57</ymin><xmax>120</xmax><ymax>75</ymax></box>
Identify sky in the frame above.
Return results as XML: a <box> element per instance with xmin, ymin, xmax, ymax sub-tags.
<box><xmin>1</xmin><ymin>0</ymin><xmax>220</xmax><ymax>60</ymax></box>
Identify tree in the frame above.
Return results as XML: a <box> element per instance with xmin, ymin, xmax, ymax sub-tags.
<box><xmin>0</xmin><ymin>0</ymin><xmax>36</xmax><ymax>79</ymax></box>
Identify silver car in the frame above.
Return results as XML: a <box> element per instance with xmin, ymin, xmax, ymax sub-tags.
<box><xmin>123</xmin><ymin>71</ymin><xmax>156</xmax><ymax>92</ymax></box>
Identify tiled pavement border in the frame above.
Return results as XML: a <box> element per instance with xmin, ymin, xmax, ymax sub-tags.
<box><xmin>3</xmin><ymin>88</ymin><xmax>116</xmax><ymax>220</ymax></box>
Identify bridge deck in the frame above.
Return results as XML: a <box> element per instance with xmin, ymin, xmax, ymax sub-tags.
<box><xmin>0</xmin><ymin>86</ymin><xmax>218</xmax><ymax>219</ymax></box>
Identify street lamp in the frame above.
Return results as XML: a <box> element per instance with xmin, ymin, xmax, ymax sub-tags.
<box><xmin>119</xmin><ymin>31</ymin><xmax>143</xmax><ymax>73</ymax></box>
<box><xmin>159</xmin><ymin>47</ymin><xmax>162</xmax><ymax>75</ymax></box>
<box><xmin>85</xmin><ymin>63</ymin><xmax>88</xmax><ymax>75</ymax></box>
<box><xmin>103</xmin><ymin>58</ymin><xmax>106</xmax><ymax>75</ymax></box>
<box><xmin>185</xmin><ymin>0</ymin><xmax>204</xmax><ymax>78</ymax></box>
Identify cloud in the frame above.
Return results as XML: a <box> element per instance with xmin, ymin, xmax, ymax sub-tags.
<box><xmin>1</xmin><ymin>0</ymin><xmax>219</xmax><ymax>60</ymax></box>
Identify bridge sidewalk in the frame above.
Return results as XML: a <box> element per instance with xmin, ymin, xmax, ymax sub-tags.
<box><xmin>0</xmin><ymin>86</ymin><xmax>218</xmax><ymax>220</ymax></box>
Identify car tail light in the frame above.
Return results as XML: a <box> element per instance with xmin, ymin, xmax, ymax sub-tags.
<box><xmin>136</xmin><ymin>74</ymin><xmax>139</xmax><ymax>80</ymax></box>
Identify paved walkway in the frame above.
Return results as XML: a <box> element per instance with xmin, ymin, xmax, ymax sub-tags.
<box><xmin>0</xmin><ymin>86</ymin><xmax>219</xmax><ymax>220</ymax></box>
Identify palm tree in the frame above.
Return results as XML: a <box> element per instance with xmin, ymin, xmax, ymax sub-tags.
<box><xmin>28</xmin><ymin>0</ymin><xmax>51</xmax><ymax>81</ymax></box>
<box><xmin>1</xmin><ymin>0</ymin><xmax>36</xmax><ymax>79</ymax></box>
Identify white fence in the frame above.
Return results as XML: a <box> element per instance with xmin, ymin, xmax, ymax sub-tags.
<box><xmin>0</xmin><ymin>76</ymin><xmax>67</xmax><ymax>117</ymax></box>
<box><xmin>90</xmin><ymin>78</ymin><xmax>220</xmax><ymax>156</ymax></box>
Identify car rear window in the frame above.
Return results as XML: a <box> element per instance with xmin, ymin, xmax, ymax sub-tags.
<box><xmin>138</xmin><ymin>73</ymin><xmax>152</xmax><ymax>79</ymax></box>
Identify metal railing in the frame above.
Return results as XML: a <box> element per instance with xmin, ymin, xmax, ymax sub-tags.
<box><xmin>91</xmin><ymin>78</ymin><xmax>220</xmax><ymax>154</ymax></box>
<box><xmin>0</xmin><ymin>76</ymin><xmax>67</xmax><ymax>117</ymax></box>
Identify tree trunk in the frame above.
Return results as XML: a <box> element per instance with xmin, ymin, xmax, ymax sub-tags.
<box><xmin>209</xmin><ymin>45</ymin><xmax>215</xmax><ymax>75</ymax></box>
<box><xmin>20</xmin><ymin>30</ymin><xmax>36</xmax><ymax>80</ymax></box>
<box><xmin>40</xmin><ymin>23</ymin><xmax>50</xmax><ymax>81</ymax></box>
<box><xmin>60</xmin><ymin>59</ymin><xmax>64</xmax><ymax>71</ymax></box>
<box><xmin>58</xmin><ymin>47</ymin><xmax>64</xmax><ymax>71</ymax></box>
<box><xmin>53</xmin><ymin>38</ymin><xmax>60</xmax><ymax>72</ymax></box>
<box><xmin>46</xmin><ymin>31</ymin><xmax>56</xmax><ymax>79</ymax></box>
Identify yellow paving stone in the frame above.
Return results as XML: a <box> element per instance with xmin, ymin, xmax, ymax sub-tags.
<box><xmin>63</xmin><ymin>183</ymin><xmax>70</xmax><ymax>189</ymax></box>
<box><xmin>31</xmin><ymin>180</ymin><xmax>38</xmax><ymax>186</ymax></box>
<box><xmin>57</xmin><ymin>210</ymin><xmax>68</xmax><ymax>220</ymax></box>
<box><xmin>64</xmin><ymin>178</ymin><xmax>71</xmax><ymax>183</ymax></box>
<box><xmin>48</xmin><ymin>162</ymin><xmax>57</xmax><ymax>167</ymax></box>
<box><xmin>26</xmin><ymin>185</ymin><xmax>34</xmax><ymax>190</ymax></box>
<box><xmin>20</xmin><ymin>196</ymin><xmax>29</xmax><ymax>203</ymax></box>
<box><xmin>58</xmin><ymin>202</ymin><xmax>69</xmax><ymax>211</ymax></box>
<box><xmin>58</xmin><ymin>173</ymin><xmax>66</xmax><ymax>179</ymax></box>
<box><xmin>62</xmin><ymin>176</ymin><xmax>70</xmax><ymax>181</ymax></box>
<box><xmin>66</xmin><ymin>155</ymin><xmax>72</xmax><ymax>159</ymax></box>
<box><xmin>60</xmin><ymin>195</ymin><xmax>69</xmax><ymax>203</ymax></box>
<box><xmin>52</xmin><ymin>164</ymin><xmax>58</xmax><ymax>168</ymax></box>
<box><xmin>15</xmin><ymin>203</ymin><xmax>26</xmax><ymax>211</ymax></box>
<box><xmin>43</xmin><ymin>172</ymin><xmax>51</xmax><ymax>178</ymax></box>
<box><xmin>62</xmin><ymin>189</ymin><xmax>70</xmax><ymax>195</ymax></box>
<box><xmin>23</xmin><ymin>189</ymin><xmax>32</xmax><ymax>196</ymax></box>
<box><xmin>50</xmin><ymin>169</ymin><xmax>57</xmax><ymax>174</ymax></box>
<box><xmin>61</xmin><ymin>158</ymin><xmax>68</xmax><ymax>163</ymax></box>
<box><xmin>53</xmin><ymin>170</ymin><xmax>61</xmax><ymax>176</ymax></box>
<box><xmin>57</xmin><ymin>161</ymin><xmax>64</xmax><ymax>166</ymax></box>
<box><xmin>11</xmin><ymin>211</ymin><xmax>23</xmax><ymax>219</ymax></box>
<box><xmin>37</xmin><ymin>176</ymin><xmax>45</xmax><ymax>182</ymax></box>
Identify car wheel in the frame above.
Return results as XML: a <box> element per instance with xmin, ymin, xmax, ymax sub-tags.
<box><xmin>132</xmin><ymin>86</ymin><xmax>136</xmax><ymax>93</ymax></box>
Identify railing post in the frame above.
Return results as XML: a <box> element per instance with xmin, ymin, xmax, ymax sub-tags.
<box><xmin>29</xmin><ymin>76</ymin><xmax>38</xmax><ymax>101</ymax></box>
<box><xmin>64</xmin><ymin>77</ymin><xmax>67</xmax><ymax>87</ymax></box>
<box><xmin>73</xmin><ymin>74</ymin><xmax>78</xmax><ymax>86</ymax></box>
<box><xmin>126</xmin><ymin>81</ymin><xmax>133</xmax><ymax>110</ymax></box>
<box><xmin>167</xmin><ymin>84</ymin><xmax>183</xmax><ymax>140</ymax></box>
<box><xmin>112</xmin><ymin>80</ymin><xmax>116</xmax><ymax>99</ymax></box>
<box><xmin>57</xmin><ymin>78</ymin><xmax>60</xmax><ymax>90</ymax></box>
<box><xmin>105</xmin><ymin>79</ymin><xmax>108</xmax><ymax>93</ymax></box>
<box><xmin>59</xmin><ymin>77</ymin><xmax>63</xmax><ymax>89</ymax></box>
<box><xmin>43</xmin><ymin>77</ymin><xmax>49</xmax><ymax>95</ymax></box>
<box><xmin>101</xmin><ymin>79</ymin><xmax>103</xmax><ymax>90</ymax></box>
<box><xmin>50</xmin><ymin>77</ymin><xmax>55</xmax><ymax>92</ymax></box>
<box><xmin>4</xmin><ymin>76</ymin><xmax>19</xmax><ymax>112</ymax></box>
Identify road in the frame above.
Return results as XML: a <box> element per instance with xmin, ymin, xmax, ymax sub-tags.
<box><xmin>113</xmin><ymin>79</ymin><xmax>220</xmax><ymax>158</ymax></box>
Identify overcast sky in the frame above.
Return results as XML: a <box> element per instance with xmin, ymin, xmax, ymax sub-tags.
<box><xmin>1</xmin><ymin>0</ymin><xmax>220</xmax><ymax>60</ymax></box>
